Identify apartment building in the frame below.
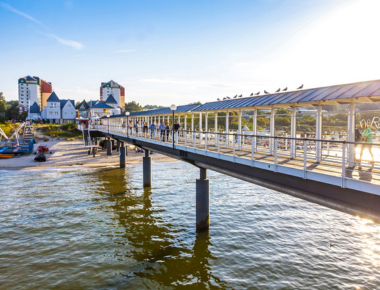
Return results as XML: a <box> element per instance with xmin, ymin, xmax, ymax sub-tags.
<box><xmin>99</xmin><ymin>80</ymin><xmax>125</xmax><ymax>109</ymax></box>
<box><xmin>18</xmin><ymin>75</ymin><xmax>53</xmax><ymax>112</ymax></box>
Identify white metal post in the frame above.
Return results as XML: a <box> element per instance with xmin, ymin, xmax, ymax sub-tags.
<box><xmin>226</xmin><ymin>111</ymin><xmax>229</xmax><ymax>148</ymax></box>
<box><xmin>291</xmin><ymin>107</ymin><xmax>296</xmax><ymax>159</ymax></box>
<box><xmin>233</xmin><ymin>135</ymin><xmax>235</xmax><ymax>161</ymax></box>
<box><xmin>316</xmin><ymin>104</ymin><xmax>322</xmax><ymax>163</ymax></box>
<box><xmin>252</xmin><ymin>109</ymin><xmax>257</xmax><ymax>153</ymax></box>
<box><xmin>342</xmin><ymin>143</ymin><xmax>346</xmax><ymax>188</ymax></box>
<box><xmin>199</xmin><ymin>112</ymin><xmax>203</xmax><ymax>145</ymax></box>
<box><xmin>238</xmin><ymin>110</ymin><xmax>242</xmax><ymax>150</ymax></box>
<box><xmin>270</xmin><ymin>107</ymin><xmax>275</xmax><ymax>155</ymax></box>
<box><xmin>303</xmin><ymin>140</ymin><xmax>307</xmax><ymax>179</ymax></box>
<box><xmin>347</xmin><ymin>101</ymin><xmax>355</xmax><ymax>167</ymax></box>
<box><xmin>215</xmin><ymin>112</ymin><xmax>218</xmax><ymax>145</ymax></box>
<box><xmin>274</xmin><ymin>138</ymin><xmax>277</xmax><ymax>172</ymax></box>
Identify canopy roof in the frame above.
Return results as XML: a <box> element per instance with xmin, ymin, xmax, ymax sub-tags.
<box><xmin>192</xmin><ymin>79</ymin><xmax>380</xmax><ymax>112</ymax></box>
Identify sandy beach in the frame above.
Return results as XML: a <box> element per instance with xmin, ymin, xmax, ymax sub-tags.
<box><xmin>0</xmin><ymin>138</ymin><xmax>176</xmax><ymax>170</ymax></box>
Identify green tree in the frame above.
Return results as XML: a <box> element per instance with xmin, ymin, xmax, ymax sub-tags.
<box><xmin>0</xmin><ymin>93</ymin><xmax>6</xmax><ymax>123</ymax></box>
<box><xmin>143</xmin><ymin>104</ymin><xmax>165</xmax><ymax>110</ymax></box>
<box><xmin>5</xmin><ymin>101</ymin><xmax>19</xmax><ymax>120</ymax></box>
<box><xmin>125</xmin><ymin>101</ymin><xmax>142</xmax><ymax>112</ymax></box>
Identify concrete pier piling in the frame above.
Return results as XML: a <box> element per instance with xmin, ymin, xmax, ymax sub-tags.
<box><xmin>117</xmin><ymin>140</ymin><xmax>120</xmax><ymax>152</ymax></box>
<box><xmin>120</xmin><ymin>141</ymin><xmax>126</xmax><ymax>168</ymax></box>
<box><xmin>196</xmin><ymin>168</ymin><xmax>210</xmax><ymax>231</ymax></box>
<box><xmin>107</xmin><ymin>138</ymin><xmax>112</xmax><ymax>156</ymax></box>
<box><xmin>143</xmin><ymin>150</ymin><xmax>152</xmax><ymax>188</ymax></box>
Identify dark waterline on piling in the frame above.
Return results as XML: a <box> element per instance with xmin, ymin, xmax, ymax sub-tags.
<box><xmin>1</xmin><ymin>162</ymin><xmax>380</xmax><ymax>289</ymax></box>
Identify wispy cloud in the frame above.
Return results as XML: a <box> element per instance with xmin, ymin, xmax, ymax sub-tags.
<box><xmin>0</xmin><ymin>2</ymin><xmax>83</xmax><ymax>50</ymax></box>
<box><xmin>115</xmin><ymin>50</ymin><xmax>136</xmax><ymax>53</ymax></box>
<box><xmin>0</xmin><ymin>1</ymin><xmax>47</xmax><ymax>28</ymax></box>
<box><xmin>48</xmin><ymin>34</ymin><xmax>84</xmax><ymax>50</ymax></box>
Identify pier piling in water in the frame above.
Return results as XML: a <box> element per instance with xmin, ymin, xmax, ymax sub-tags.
<box><xmin>143</xmin><ymin>150</ymin><xmax>152</xmax><ymax>187</ymax></box>
<box><xmin>107</xmin><ymin>138</ymin><xmax>112</xmax><ymax>156</ymax></box>
<box><xmin>117</xmin><ymin>140</ymin><xmax>120</xmax><ymax>152</ymax></box>
<box><xmin>196</xmin><ymin>168</ymin><xmax>210</xmax><ymax>231</ymax></box>
<box><xmin>120</xmin><ymin>141</ymin><xmax>126</xmax><ymax>168</ymax></box>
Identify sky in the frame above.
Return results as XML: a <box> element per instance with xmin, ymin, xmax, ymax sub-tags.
<box><xmin>1</xmin><ymin>0</ymin><xmax>380</xmax><ymax>106</ymax></box>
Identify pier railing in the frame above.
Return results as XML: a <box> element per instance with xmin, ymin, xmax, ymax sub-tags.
<box><xmin>98</xmin><ymin>124</ymin><xmax>380</xmax><ymax>194</ymax></box>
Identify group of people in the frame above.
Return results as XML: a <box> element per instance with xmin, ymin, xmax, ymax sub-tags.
<box><xmin>355</xmin><ymin>123</ymin><xmax>375</xmax><ymax>163</ymax></box>
<box><xmin>121</xmin><ymin>119</ymin><xmax>181</xmax><ymax>141</ymax></box>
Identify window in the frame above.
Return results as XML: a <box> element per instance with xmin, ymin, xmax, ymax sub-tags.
<box><xmin>55</xmin><ymin>112</ymin><xmax>58</xmax><ymax>115</ymax></box>
<box><xmin>21</xmin><ymin>94</ymin><xmax>24</xmax><ymax>96</ymax></box>
<box><xmin>49</xmin><ymin>112</ymin><xmax>53</xmax><ymax>115</ymax></box>
<box><xmin>49</xmin><ymin>103</ymin><xmax>57</xmax><ymax>108</ymax></box>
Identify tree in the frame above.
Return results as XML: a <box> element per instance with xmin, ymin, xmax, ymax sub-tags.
<box><xmin>75</xmin><ymin>101</ymin><xmax>81</xmax><ymax>107</ymax></box>
<box><xmin>0</xmin><ymin>92</ymin><xmax>6</xmax><ymax>114</ymax></box>
<box><xmin>143</xmin><ymin>104</ymin><xmax>165</xmax><ymax>110</ymax></box>
<box><xmin>125</xmin><ymin>101</ymin><xmax>142</xmax><ymax>112</ymax></box>
<box><xmin>5</xmin><ymin>101</ymin><xmax>19</xmax><ymax>120</ymax></box>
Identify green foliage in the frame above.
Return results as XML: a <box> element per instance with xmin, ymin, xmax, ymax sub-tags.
<box><xmin>0</xmin><ymin>93</ymin><xmax>6</xmax><ymax>114</ymax></box>
<box><xmin>60</xmin><ymin>122</ymin><xmax>77</xmax><ymax>130</ymax></box>
<box><xmin>125</xmin><ymin>101</ymin><xmax>142</xmax><ymax>112</ymax></box>
<box><xmin>5</xmin><ymin>101</ymin><xmax>19</xmax><ymax>121</ymax></box>
<box><xmin>143</xmin><ymin>104</ymin><xmax>165</xmax><ymax>110</ymax></box>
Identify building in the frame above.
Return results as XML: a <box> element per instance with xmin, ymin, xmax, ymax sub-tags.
<box><xmin>46</xmin><ymin>92</ymin><xmax>61</xmax><ymax>123</ymax></box>
<box><xmin>29</xmin><ymin>102</ymin><xmax>41</xmax><ymax>120</ymax></box>
<box><xmin>61</xmin><ymin>99</ymin><xmax>76</xmax><ymax>122</ymax></box>
<box><xmin>87</xmin><ymin>100</ymin><xmax>120</xmax><ymax>118</ymax></box>
<box><xmin>75</xmin><ymin>100</ymin><xmax>90</xmax><ymax>119</ymax></box>
<box><xmin>18</xmin><ymin>75</ymin><xmax>52</xmax><ymax>112</ymax></box>
<box><xmin>100</xmin><ymin>80</ymin><xmax>125</xmax><ymax>109</ymax></box>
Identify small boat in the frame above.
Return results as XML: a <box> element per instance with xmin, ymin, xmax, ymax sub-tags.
<box><xmin>34</xmin><ymin>153</ymin><xmax>46</xmax><ymax>162</ymax></box>
<box><xmin>0</xmin><ymin>154</ymin><xmax>12</xmax><ymax>159</ymax></box>
<box><xmin>37</xmin><ymin>145</ymin><xmax>50</xmax><ymax>154</ymax></box>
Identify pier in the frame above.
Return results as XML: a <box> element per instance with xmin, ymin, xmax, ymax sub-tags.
<box><xmin>84</xmin><ymin>79</ymin><xmax>380</xmax><ymax>230</ymax></box>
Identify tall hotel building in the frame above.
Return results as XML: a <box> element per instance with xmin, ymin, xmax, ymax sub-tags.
<box><xmin>18</xmin><ymin>76</ymin><xmax>53</xmax><ymax>112</ymax></box>
<box><xmin>100</xmin><ymin>80</ymin><xmax>125</xmax><ymax>109</ymax></box>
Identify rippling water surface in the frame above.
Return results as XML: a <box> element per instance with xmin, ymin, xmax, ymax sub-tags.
<box><xmin>1</xmin><ymin>161</ymin><xmax>380</xmax><ymax>289</ymax></box>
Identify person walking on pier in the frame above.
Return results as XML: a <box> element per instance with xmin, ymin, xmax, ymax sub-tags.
<box><xmin>173</xmin><ymin>120</ymin><xmax>181</xmax><ymax>143</ymax></box>
<box><xmin>165</xmin><ymin>122</ymin><xmax>170</xmax><ymax>141</ymax></box>
<box><xmin>143</xmin><ymin>122</ymin><xmax>148</xmax><ymax>134</ymax></box>
<box><xmin>359</xmin><ymin>124</ymin><xmax>374</xmax><ymax>163</ymax></box>
<box><xmin>129</xmin><ymin>120</ymin><xmax>133</xmax><ymax>135</ymax></box>
<box><xmin>135</xmin><ymin>121</ymin><xmax>139</xmax><ymax>134</ymax></box>
<box><xmin>150</xmin><ymin>122</ymin><xmax>156</xmax><ymax>139</ymax></box>
<box><xmin>122</xmin><ymin>121</ymin><xmax>126</xmax><ymax>134</ymax></box>
<box><xmin>159</xmin><ymin>121</ymin><xmax>166</xmax><ymax>141</ymax></box>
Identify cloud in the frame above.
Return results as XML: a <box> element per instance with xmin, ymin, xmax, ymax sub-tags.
<box><xmin>115</xmin><ymin>50</ymin><xmax>136</xmax><ymax>53</ymax></box>
<box><xmin>1</xmin><ymin>2</ymin><xmax>83</xmax><ymax>50</ymax></box>
<box><xmin>0</xmin><ymin>2</ymin><xmax>46</xmax><ymax>28</ymax></box>
<box><xmin>48</xmin><ymin>34</ymin><xmax>84</xmax><ymax>50</ymax></box>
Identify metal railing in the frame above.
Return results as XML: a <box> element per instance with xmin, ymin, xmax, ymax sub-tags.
<box><xmin>98</xmin><ymin>124</ymin><xmax>380</xmax><ymax>191</ymax></box>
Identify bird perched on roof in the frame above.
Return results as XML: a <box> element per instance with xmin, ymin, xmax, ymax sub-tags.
<box><xmin>233</xmin><ymin>95</ymin><xmax>237</xmax><ymax>98</ymax></box>
<box><xmin>283</xmin><ymin>87</ymin><xmax>288</xmax><ymax>91</ymax></box>
<box><xmin>255</xmin><ymin>92</ymin><xmax>260</xmax><ymax>95</ymax></box>
<box><xmin>275</xmin><ymin>88</ymin><xmax>280</xmax><ymax>93</ymax></box>
<box><xmin>250</xmin><ymin>93</ymin><xmax>253</xmax><ymax>96</ymax></box>
<box><xmin>264</xmin><ymin>90</ymin><xmax>269</xmax><ymax>94</ymax></box>
<box><xmin>223</xmin><ymin>97</ymin><xmax>226</xmax><ymax>100</ymax></box>
<box><xmin>238</xmin><ymin>94</ymin><xmax>242</xmax><ymax>98</ymax></box>
<box><xmin>227</xmin><ymin>96</ymin><xmax>231</xmax><ymax>99</ymax></box>
<box><xmin>217</xmin><ymin>98</ymin><xmax>220</xmax><ymax>101</ymax></box>
<box><xmin>297</xmin><ymin>84</ymin><xmax>303</xmax><ymax>89</ymax></box>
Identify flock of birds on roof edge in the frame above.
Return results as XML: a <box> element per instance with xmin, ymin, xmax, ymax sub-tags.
<box><xmin>217</xmin><ymin>84</ymin><xmax>304</xmax><ymax>101</ymax></box>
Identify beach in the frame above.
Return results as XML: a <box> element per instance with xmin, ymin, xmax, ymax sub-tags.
<box><xmin>0</xmin><ymin>139</ymin><xmax>175</xmax><ymax>170</ymax></box>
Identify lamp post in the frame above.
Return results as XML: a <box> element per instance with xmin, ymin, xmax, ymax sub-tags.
<box><xmin>107</xmin><ymin>114</ymin><xmax>110</xmax><ymax>133</ymax></box>
<box><xmin>125</xmin><ymin>111</ymin><xmax>130</xmax><ymax>137</ymax></box>
<box><xmin>170</xmin><ymin>104</ymin><xmax>177</xmax><ymax>149</ymax></box>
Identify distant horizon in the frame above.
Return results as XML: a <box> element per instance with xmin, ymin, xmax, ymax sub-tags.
<box><xmin>1</xmin><ymin>0</ymin><xmax>379</xmax><ymax>106</ymax></box>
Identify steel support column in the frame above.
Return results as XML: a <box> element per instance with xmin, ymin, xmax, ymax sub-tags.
<box><xmin>252</xmin><ymin>109</ymin><xmax>257</xmax><ymax>152</ymax></box>
<box><xmin>107</xmin><ymin>137</ymin><xmax>112</xmax><ymax>155</ymax></box>
<box><xmin>238</xmin><ymin>110</ymin><xmax>242</xmax><ymax>150</ymax></box>
<box><xmin>316</xmin><ymin>104</ymin><xmax>322</xmax><ymax>163</ymax></box>
<box><xmin>196</xmin><ymin>167</ymin><xmax>210</xmax><ymax>231</ymax></box>
<box><xmin>120</xmin><ymin>142</ymin><xmax>126</xmax><ymax>168</ymax></box>
<box><xmin>143</xmin><ymin>150</ymin><xmax>152</xmax><ymax>187</ymax></box>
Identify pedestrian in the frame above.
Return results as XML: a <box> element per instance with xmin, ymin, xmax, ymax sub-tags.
<box><xmin>165</xmin><ymin>122</ymin><xmax>170</xmax><ymax>141</ymax></box>
<box><xmin>143</xmin><ymin>122</ymin><xmax>148</xmax><ymax>134</ymax></box>
<box><xmin>128</xmin><ymin>120</ymin><xmax>133</xmax><ymax>135</ymax></box>
<box><xmin>359</xmin><ymin>123</ymin><xmax>374</xmax><ymax>163</ymax></box>
<box><xmin>122</xmin><ymin>121</ymin><xmax>126</xmax><ymax>134</ymax></box>
<box><xmin>159</xmin><ymin>121</ymin><xmax>166</xmax><ymax>141</ymax></box>
<box><xmin>135</xmin><ymin>121</ymin><xmax>139</xmax><ymax>134</ymax></box>
<box><xmin>150</xmin><ymin>122</ymin><xmax>156</xmax><ymax>139</ymax></box>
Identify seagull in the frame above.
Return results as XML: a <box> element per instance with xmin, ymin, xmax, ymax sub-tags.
<box><xmin>223</xmin><ymin>97</ymin><xmax>226</xmax><ymax>100</ymax></box>
<box><xmin>275</xmin><ymin>88</ymin><xmax>280</xmax><ymax>93</ymax></box>
<box><xmin>233</xmin><ymin>95</ymin><xmax>237</xmax><ymax>98</ymax></box>
<box><xmin>255</xmin><ymin>92</ymin><xmax>260</xmax><ymax>95</ymax></box>
<box><xmin>217</xmin><ymin>98</ymin><xmax>220</xmax><ymax>101</ymax></box>
<box><xmin>250</xmin><ymin>93</ymin><xmax>253</xmax><ymax>96</ymax></box>
<box><xmin>264</xmin><ymin>90</ymin><xmax>269</xmax><ymax>94</ymax></box>
<box><xmin>227</xmin><ymin>96</ymin><xmax>231</xmax><ymax>99</ymax></box>
<box><xmin>329</xmin><ymin>243</ymin><xmax>334</xmax><ymax>248</ymax></box>
<box><xmin>297</xmin><ymin>84</ymin><xmax>304</xmax><ymax>89</ymax></box>
<box><xmin>238</xmin><ymin>94</ymin><xmax>242</xmax><ymax>97</ymax></box>
<box><xmin>283</xmin><ymin>87</ymin><xmax>288</xmax><ymax>91</ymax></box>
